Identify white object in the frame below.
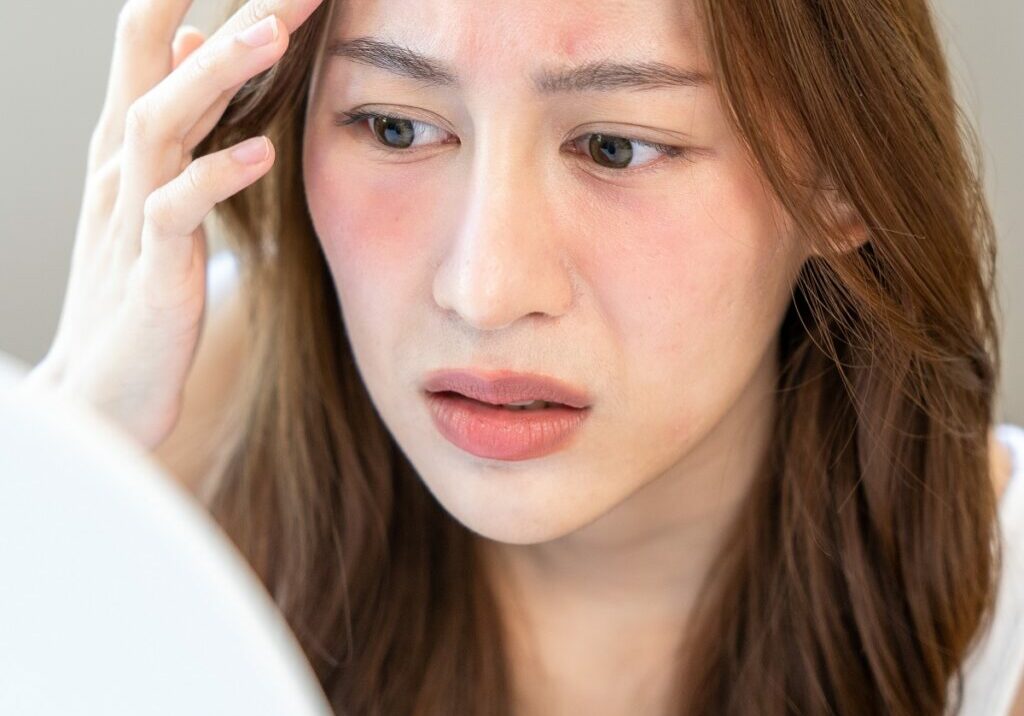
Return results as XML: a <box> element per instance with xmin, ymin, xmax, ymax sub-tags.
<box><xmin>0</xmin><ymin>351</ymin><xmax>334</xmax><ymax>716</ymax></box>
<box><xmin>207</xmin><ymin>248</ymin><xmax>241</xmax><ymax>309</ymax></box>
<box><xmin>955</xmin><ymin>422</ymin><xmax>1024</xmax><ymax>715</ymax></box>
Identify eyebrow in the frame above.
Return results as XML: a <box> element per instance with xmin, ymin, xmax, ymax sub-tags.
<box><xmin>326</xmin><ymin>36</ymin><xmax>710</xmax><ymax>94</ymax></box>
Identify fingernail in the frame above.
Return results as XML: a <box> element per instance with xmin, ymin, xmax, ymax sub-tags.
<box><xmin>237</xmin><ymin>15</ymin><xmax>279</xmax><ymax>48</ymax></box>
<box><xmin>231</xmin><ymin>136</ymin><xmax>270</xmax><ymax>164</ymax></box>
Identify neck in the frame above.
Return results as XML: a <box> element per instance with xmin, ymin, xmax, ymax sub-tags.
<box><xmin>476</xmin><ymin>341</ymin><xmax>779</xmax><ymax>714</ymax></box>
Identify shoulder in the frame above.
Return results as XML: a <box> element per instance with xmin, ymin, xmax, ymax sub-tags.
<box><xmin>990</xmin><ymin>424</ymin><xmax>1015</xmax><ymax>503</ymax></box>
<box><xmin>997</xmin><ymin>422</ymin><xmax>1024</xmax><ymax>716</ymax></box>
<box><xmin>1012</xmin><ymin>672</ymin><xmax>1024</xmax><ymax>716</ymax></box>
<box><xmin>151</xmin><ymin>250</ymin><xmax>248</xmax><ymax>496</ymax></box>
<box><xmin>974</xmin><ymin>423</ymin><xmax>1024</xmax><ymax>716</ymax></box>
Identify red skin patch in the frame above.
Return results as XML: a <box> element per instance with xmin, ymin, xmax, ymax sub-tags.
<box><xmin>554</xmin><ymin>18</ymin><xmax>601</xmax><ymax>59</ymax></box>
<box><xmin>558</xmin><ymin>30</ymin><xmax>582</xmax><ymax>56</ymax></box>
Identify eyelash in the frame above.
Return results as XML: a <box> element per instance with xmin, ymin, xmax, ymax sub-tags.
<box><xmin>334</xmin><ymin>109</ymin><xmax>692</xmax><ymax>176</ymax></box>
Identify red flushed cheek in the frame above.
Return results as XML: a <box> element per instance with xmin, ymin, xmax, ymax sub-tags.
<box><xmin>303</xmin><ymin>148</ymin><xmax>437</xmax><ymax>281</ymax></box>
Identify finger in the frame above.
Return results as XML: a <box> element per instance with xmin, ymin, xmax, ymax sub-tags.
<box><xmin>172</xmin><ymin>25</ymin><xmax>206</xmax><ymax>70</ymax></box>
<box><xmin>148</xmin><ymin>15</ymin><xmax>287</xmax><ymax>146</ymax></box>
<box><xmin>115</xmin><ymin>15</ymin><xmax>288</xmax><ymax>259</ymax></box>
<box><xmin>138</xmin><ymin>135</ymin><xmax>274</xmax><ymax>301</ymax></box>
<box><xmin>112</xmin><ymin>0</ymin><xmax>328</xmax><ymax>261</ymax></box>
<box><xmin>209</xmin><ymin>0</ymin><xmax>326</xmax><ymax>48</ymax></box>
<box><xmin>108</xmin><ymin>0</ymin><xmax>194</xmax><ymax>118</ymax></box>
<box><xmin>150</xmin><ymin>0</ymin><xmax>331</xmax><ymax>146</ymax></box>
<box><xmin>94</xmin><ymin>0</ymin><xmax>327</xmax><ymax>171</ymax></box>
<box><xmin>174</xmin><ymin>0</ymin><xmax>330</xmax><ymax>154</ymax></box>
<box><xmin>182</xmin><ymin>83</ymin><xmax>242</xmax><ymax>155</ymax></box>
<box><xmin>93</xmin><ymin>0</ymin><xmax>194</xmax><ymax>165</ymax></box>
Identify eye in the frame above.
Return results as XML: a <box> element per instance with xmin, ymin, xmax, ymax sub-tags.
<box><xmin>335</xmin><ymin>110</ymin><xmax>691</xmax><ymax>173</ymax></box>
<box><xmin>569</xmin><ymin>133</ymin><xmax>686</xmax><ymax>173</ymax></box>
<box><xmin>336</xmin><ymin>110</ymin><xmax>453</xmax><ymax>150</ymax></box>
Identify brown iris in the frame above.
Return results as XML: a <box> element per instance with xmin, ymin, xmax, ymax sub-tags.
<box><xmin>587</xmin><ymin>134</ymin><xmax>633</xmax><ymax>169</ymax></box>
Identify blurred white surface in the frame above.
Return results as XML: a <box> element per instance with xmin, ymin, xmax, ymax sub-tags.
<box><xmin>0</xmin><ymin>351</ymin><xmax>333</xmax><ymax>716</ymax></box>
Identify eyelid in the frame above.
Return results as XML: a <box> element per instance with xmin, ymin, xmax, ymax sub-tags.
<box><xmin>335</xmin><ymin>109</ymin><xmax>451</xmax><ymax>137</ymax></box>
<box><xmin>566</xmin><ymin>135</ymin><xmax>689</xmax><ymax>177</ymax></box>
<box><xmin>336</xmin><ymin>109</ymin><xmax>454</xmax><ymax>149</ymax></box>
<box><xmin>333</xmin><ymin>109</ymin><xmax>695</xmax><ymax>174</ymax></box>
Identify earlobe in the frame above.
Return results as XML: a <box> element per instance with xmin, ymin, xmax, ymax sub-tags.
<box><xmin>835</xmin><ymin>200</ymin><xmax>869</xmax><ymax>253</ymax></box>
<box><xmin>808</xmin><ymin>189</ymin><xmax>870</xmax><ymax>258</ymax></box>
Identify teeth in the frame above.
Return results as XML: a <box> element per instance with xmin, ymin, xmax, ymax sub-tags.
<box><xmin>502</xmin><ymin>400</ymin><xmax>550</xmax><ymax>410</ymax></box>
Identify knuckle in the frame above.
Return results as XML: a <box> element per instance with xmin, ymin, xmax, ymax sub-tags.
<box><xmin>87</xmin><ymin>126</ymin><xmax>107</xmax><ymax>168</ymax></box>
<box><xmin>183</xmin><ymin>158</ymin><xmax>208</xmax><ymax>194</ymax></box>
<box><xmin>190</xmin><ymin>44</ymin><xmax>222</xmax><ymax>77</ymax></box>
<box><xmin>244</xmin><ymin>0</ymin><xmax>274</xmax><ymax>26</ymax></box>
<box><xmin>88</xmin><ymin>114</ymin><xmax>117</xmax><ymax>153</ymax></box>
<box><xmin>89</xmin><ymin>156</ymin><xmax>122</xmax><ymax>206</ymax></box>
<box><xmin>115</xmin><ymin>1</ymin><xmax>147</xmax><ymax>44</ymax></box>
<box><xmin>142</xmin><ymin>191</ymin><xmax>172</xmax><ymax>234</ymax></box>
<box><xmin>124</xmin><ymin>99</ymin><xmax>155</xmax><ymax>145</ymax></box>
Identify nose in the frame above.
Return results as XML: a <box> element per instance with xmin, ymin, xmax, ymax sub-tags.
<box><xmin>431</xmin><ymin>131</ymin><xmax>574</xmax><ymax>331</ymax></box>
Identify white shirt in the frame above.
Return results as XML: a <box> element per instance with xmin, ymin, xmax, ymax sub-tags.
<box><xmin>955</xmin><ymin>422</ymin><xmax>1024</xmax><ymax>715</ymax></box>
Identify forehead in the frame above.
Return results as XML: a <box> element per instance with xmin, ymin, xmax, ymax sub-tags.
<box><xmin>326</xmin><ymin>0</ymin><xmax>706</xmax><ymax>73</ymax></box>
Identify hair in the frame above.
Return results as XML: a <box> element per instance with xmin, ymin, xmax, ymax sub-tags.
<box><xmin>194</xmin><ymin>0</ymin><xmax>1003</xmax><ymax>713</ymax></box>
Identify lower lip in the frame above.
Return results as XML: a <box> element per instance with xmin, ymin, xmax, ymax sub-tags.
<box><xmin>424</xmin><ymin>392</ymin><xmax>591</xmax><ymax>461</ymax></box>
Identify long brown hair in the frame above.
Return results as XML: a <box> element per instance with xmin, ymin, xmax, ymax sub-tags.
<box><xmin>195</xmin><ymin>0</ymin><xmax>1003</xmax><ymax>713</ymax></box>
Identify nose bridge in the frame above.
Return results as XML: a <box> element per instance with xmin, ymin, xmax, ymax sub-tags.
<box><xmin>432</xmin><ymin>122</ymin><xmax>574</xmax><ymax>331</ymax></box>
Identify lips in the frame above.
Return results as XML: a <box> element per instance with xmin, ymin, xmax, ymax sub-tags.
<box><xmin>421</xmin><ymin>369</ymin><xmax>593</xmax><ymax>409</ymax></box>
<box><xmin>423</xmin><ymin>389</ymin><xmax>592</xmax><ymax>460</ymax></box>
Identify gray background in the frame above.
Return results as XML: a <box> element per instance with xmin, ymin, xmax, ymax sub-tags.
<box><xmin>1</xmin><ymin>2</ymin><xmax>1021</xmax><ymax>419</ymax></box>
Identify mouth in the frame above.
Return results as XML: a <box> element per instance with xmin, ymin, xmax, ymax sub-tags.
<box><xmin>421</xmin><ymin>368</ymin><xmax>593</xmax><ymax>410</ymax></box>
<box><xmin>430</xmin><ymin>391</ymin><xmax>573</xmax><ymax>411</ymax></box>
<box><xmin>423</xmin><ymin>388</ymin><xmax>591</xmax><ymax>461</ymax></box>
<box><xmin>420</xmin><ymin>368</ymin><xmax>593</xmax><ymax>461</ymax></box>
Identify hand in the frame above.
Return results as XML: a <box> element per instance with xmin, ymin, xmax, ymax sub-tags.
<box><xmin>25</xmin><ymin>0</ymin><xmax>325</xmax><ymax>449</ymax></box>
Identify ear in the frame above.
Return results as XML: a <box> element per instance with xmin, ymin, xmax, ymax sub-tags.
<box><xmin>808</xmin><ymin>187</ymin><xmax>870</xmax><ymax>258</ymax></box>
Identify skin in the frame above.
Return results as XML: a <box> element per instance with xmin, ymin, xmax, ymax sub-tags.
<box><xmin>301</xmin><ymin>0</ymin><xmax>821</xmax><ymax>711</ymax></box>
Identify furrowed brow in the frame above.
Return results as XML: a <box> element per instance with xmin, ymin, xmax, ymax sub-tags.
<box><xmin>535</xmin><ymin>59</ymin><xmax>709</xmax><ymax>92</ymax></box>
<box><xmin>327</xmin><ymin>37</ymin><xmax>458</xmax><ymax>87</ymax></box>
<box><xmin>326</xmin><ymin>36</ymin><xmax>710</xmax><ymax>93</ymax></box>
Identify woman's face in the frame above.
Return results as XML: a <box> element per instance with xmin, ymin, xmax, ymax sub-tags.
<box><xmin>303</xmin><ymin>0</ymin><xmax>808</xmax><ymax>544</ymax></box>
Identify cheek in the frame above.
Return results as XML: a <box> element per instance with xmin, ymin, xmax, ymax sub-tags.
<box><xmin>302</xmin><ymin>132</ymin><xmax>444</xmax><ymax>426</ymax></box>
<box><xmin>573</xmin><ymin>157</ymin><xmax>796</xmax><ymax>419</ymax></box>
<box><xmin>585</xmin><ymin>172</ymin><xmax>790</xmax><ymax>353</ymax></box>
<box><xmin>303</xmin><ymin>134</ymin><xmax>436</xmax><ymax>293</ymax></box>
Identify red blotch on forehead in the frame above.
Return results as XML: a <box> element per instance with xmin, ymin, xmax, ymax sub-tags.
<box><xmin>557</xmin><ymin>29</ymin><xmax>583</xmax><ymax>56</ymax></box>
<box><xmin>552</xmin><ymin>15</ymin><xmax>604</xmax><ymax>59</ymax></box>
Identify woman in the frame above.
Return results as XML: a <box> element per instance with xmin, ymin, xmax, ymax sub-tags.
<box><xmin>23</xmin><ymin>0</ymin><xmax>1024</xmax><ymax>713</ymax></box>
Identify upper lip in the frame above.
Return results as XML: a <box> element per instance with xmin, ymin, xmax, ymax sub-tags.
<box><xmin>422</xmin><ymin>368</ymin><xmax>593</xmax><ymax>409</ymax></box>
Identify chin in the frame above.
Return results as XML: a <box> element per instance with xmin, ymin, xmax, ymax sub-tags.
<box><xmin>451</xmin><ymin>511</ymin><xmax>588</xmax><ymax>546</ymax></box>
<box><xmin>411</xmin><ymin>459</ymin><xmax>611</xmax><ymax>546</ymax></box>
<box><xmin>481</xmin><ymin>511</ymin><xmax>588</xmax><ymax>544</ymax></box>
